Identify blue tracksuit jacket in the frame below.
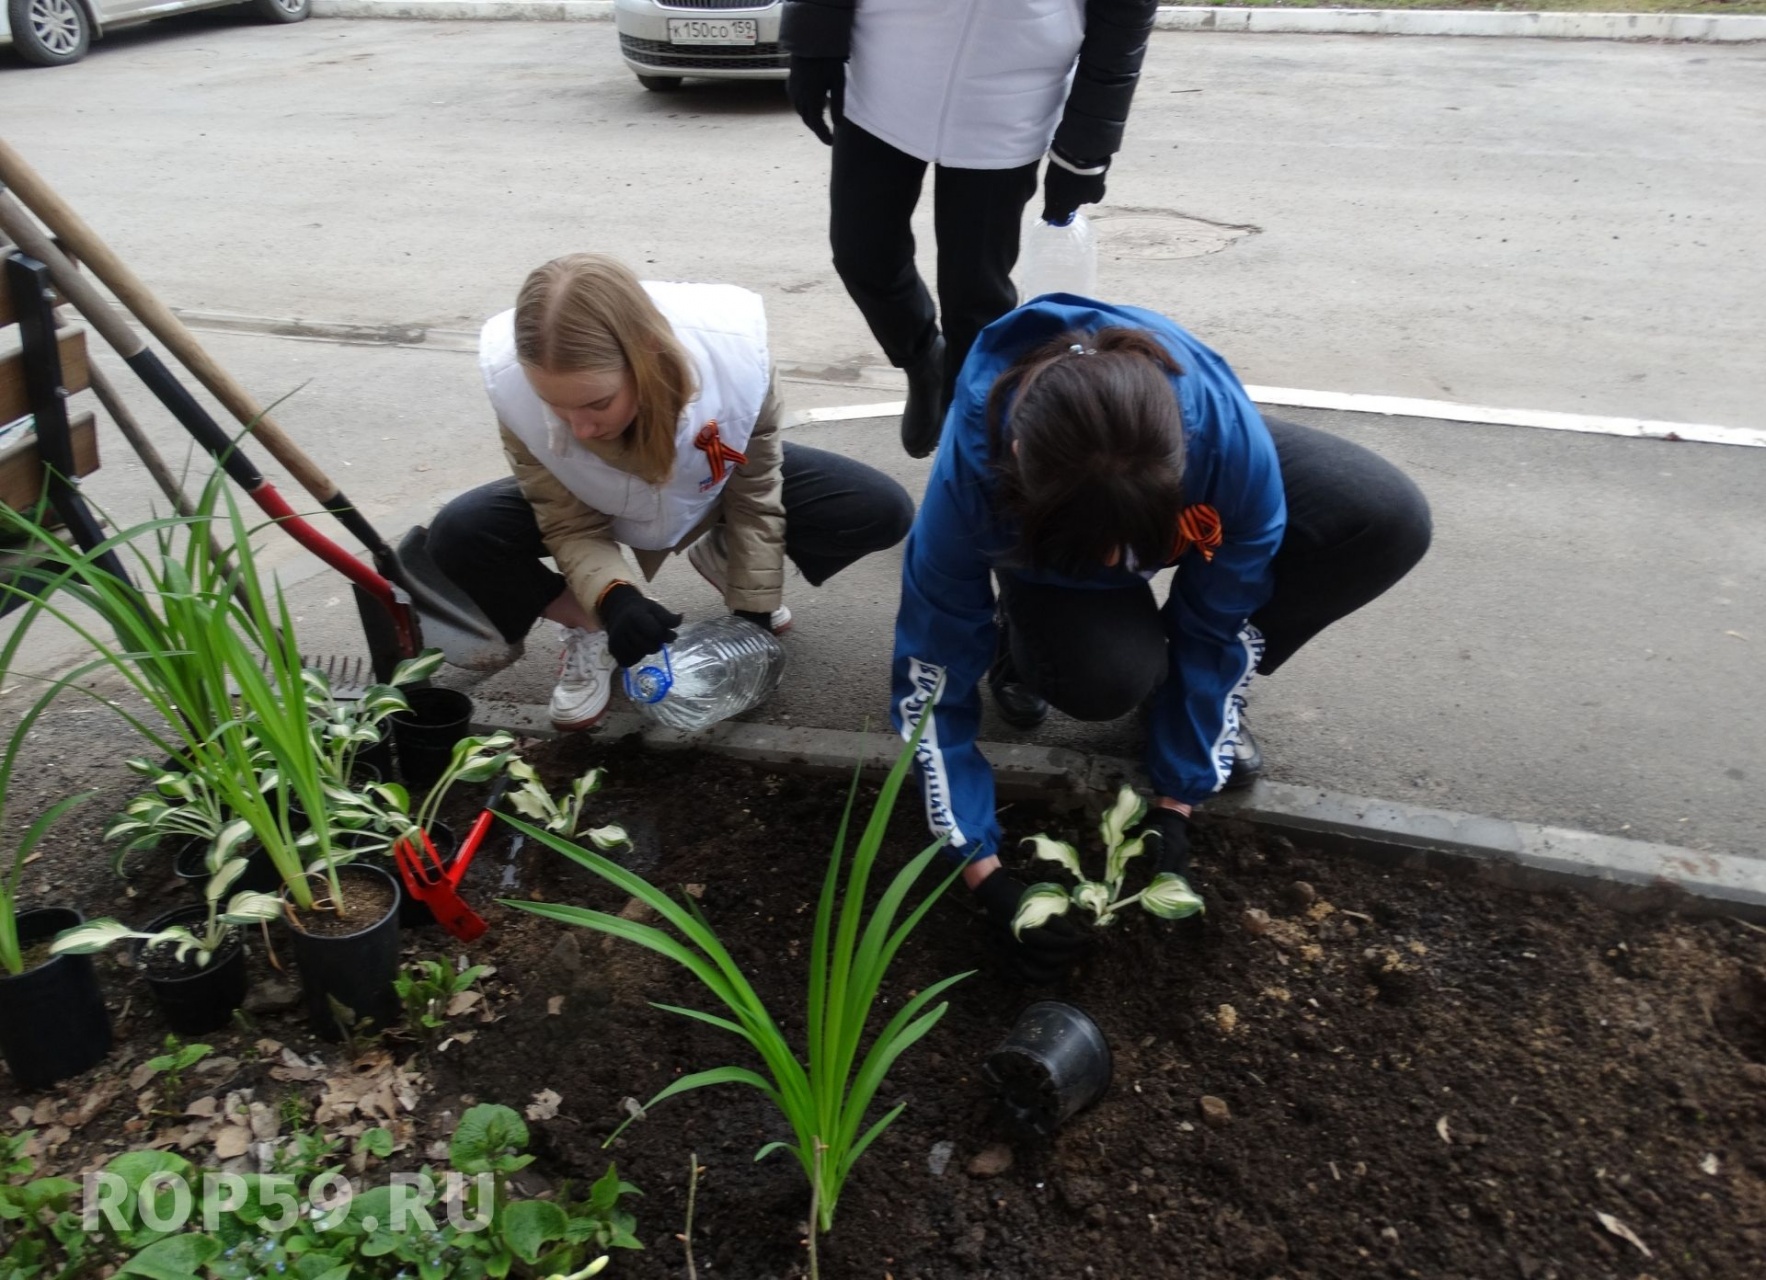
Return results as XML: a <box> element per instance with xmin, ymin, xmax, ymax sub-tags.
<box><xmin>890</xmin><ymin>295</ymin><xmax>1286</xmax><ymax>861</ymax></box>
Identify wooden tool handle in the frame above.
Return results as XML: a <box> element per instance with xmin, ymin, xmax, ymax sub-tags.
<box><xmin>0</xmin><ymin>138</ymin><xmax>342</xmax><ymax>504</ymax></box>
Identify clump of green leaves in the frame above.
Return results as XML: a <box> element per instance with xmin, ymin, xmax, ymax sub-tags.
<box><xmin>395</xmin><ymin>958</ymin><xmax>490</xmax><ymax>1037</ymax></box>
<box><xmin>505</xmin><ymin>760</ymin><xmax>629</xmax><ymax>847</ymax></box>
<box><xmin>141</xmin><ymin>1035</ymin><xmax>212</xmax><ymax>1101</ymax></box>
<box><xmin>0</xmin><ymin>1130</ymin><xmax>84</xmax><ymax>1277</ymax></box>
<box><xmin>506</xmin><ymin>722</ymin><xmax>968</xmax><ymax>1248</ymax></box>
<box><xmin>1012</xmin><ymin>785</ymin><xmax>1205</xmax><ymax>937</ymax></box>
<box><xmin>53</xmin><ymin>833</ymin><xmax>281</xmax><ymax>970</ymax></box>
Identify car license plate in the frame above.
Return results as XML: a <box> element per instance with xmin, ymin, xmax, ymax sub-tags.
<box><xmin>667</xmin><ymin>18</ymin><xmax>758</xmax><ymax>46</ymax></box>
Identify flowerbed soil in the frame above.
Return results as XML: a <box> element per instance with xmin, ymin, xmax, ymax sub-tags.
<box><xmin>3</xmin><ymin>718</ymin><xmax>1764</xmax><ymax>1280</ymax></box>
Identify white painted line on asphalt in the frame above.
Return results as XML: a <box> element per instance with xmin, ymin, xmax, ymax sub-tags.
<box><xmin>786</xmin><ymin>392</ymin><xmax>1765</xmax><ymax>448</ymax></box>
<box><xmin>1241</xmin><ymin>384</ymin><xmax>1766</xmax><ymax>448</ymax></box>
<box><xmin>174</xmin><ymin>310</ymin><xmax>1760</xmax><ymax>447</ymax></box>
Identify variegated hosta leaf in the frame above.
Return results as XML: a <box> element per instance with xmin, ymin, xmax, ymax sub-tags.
<box><xmin>357</xmin><ymin>686</ymin><xmax>411</xmax><ymax>719</ymax></box>
<box><xmin>1011</xmin><ymin>884</ymin><xmax>1072</xmax><ymax>939</ymax></box>
<box><xmin>258</xmin><ymin>769</ymin><xmax>281</xmax><ymax>796</ymax></box>
<box><xmin>105</xmin><ymin>816</ymin><xmax>151</xmax><ymax>843</ymax></box>
<box><xmin>367</xmin><ymin>781</ymin><xmax>410</xmax><ymax>811</ymax></box>
<box><xmin>208</xmin><ymin>856</ymin><xmax>249</xmax><ymax>903</ymax></box>
<box><xmin>507</xmin><ymin>786</ymin><xmax>555</xmax><ymax>823</ymax></box>
<box><xmin>1105</xmin><ymin>834</ymin><xmax>1148</xmax><ymax>890</ymax></box>
<box><xmin>1071</xmin><ymin>880</ymin><xmax>1114</xmax><ymax>920</ymax></box>
<box><xmin>125</xmin><ymin>757</ymin><xmax>158</xmax><ymax>778</ymax></box>
<box><xmin>584</xmin><ymin>824</ymin><xmax>630</xmax><ymax>850</ymax></box>
<box><xmin>505</xmin><ymin>757</ymin><xmax>539</xmax><ymax>784</ymax></box>
<box><xmin>301</xmin><ymin>667</ymin><xmax>333</xmax><ymax>705</ymax></box>
<box><xmin>1141</xmin><ymin>872</ymin><xmax>1206</xmax><ymax>921</ymax></box>
<box><xmin>50</xmin><ymin>919</ymin><xmax>138</xmax><ymax>955</ymax></box>
<box><xmin>1020</xmin><ymin>834</ymin><xmax>1083</xmax><ymax>881</ymax></box>
<box><xmin>220</xmin><ymin>891</ymin><xmax>282</xmax><ymax>926</ymax></box>
<box><xmin>1099</xmin><ymin>785</ymin><xmax>1148</xmax><ymax>853</ymax></box>
<box><xmin>390</xmin><ymin>649</ymin><xmax>446</xmax><ymax>688</ymax></box>
<box><xmin>573</xmin><ymin>767</ymin><xmax>605</xmax><ymax>798</ymax></box>
<box><xmin>213</xmin><ymin>819</ymin><xmax>254</xmax><ymax>867</ymax></box>
<box><xmin>145</xmin><ymin>927</ymin><xmax>204</xmax><ymax>967</ymax></box>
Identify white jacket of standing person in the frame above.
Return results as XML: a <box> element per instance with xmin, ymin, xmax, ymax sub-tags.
<box><xmin>847</xmin><ymin>0</ymin><xmax>1085</xmax><ymax>169</ymax></box>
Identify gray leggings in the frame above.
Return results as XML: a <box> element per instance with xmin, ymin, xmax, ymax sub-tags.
<box><xmin>1000</xmin><ymin>417</ymin><xmax>1434</xmax><ymax>720</ymax></box>
<box><xmin>428</xmin><ymin>442</ymin><xmax>914</xmax><ymax>643</ymax></box>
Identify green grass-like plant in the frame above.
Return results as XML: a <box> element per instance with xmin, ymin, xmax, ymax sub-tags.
<box><xmin>0</xmin><ymin>470</ymin><xmax>346</xmax><ymax>912</ymax></box>
<box><xmin>503</xmin><ymin>724</ymin><xmax>968</xmax><ymax>1248</ymax></box>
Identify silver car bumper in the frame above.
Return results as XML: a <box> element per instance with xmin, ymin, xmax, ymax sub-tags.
<box><xmin>614</xmin><ymin>0</ymin><xmax>787</xmax><ymax>81</ymax></box>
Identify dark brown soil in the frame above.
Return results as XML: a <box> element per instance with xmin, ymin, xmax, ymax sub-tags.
<box><xmin>3</xmin><ymin>712</ymin><xmax>1764</xmax><ymax>1280</ymax></box>
<box><xmin>135</xmin><ymin>931</ymin><xmax>238</xmax><ymax>982</ymax></box>
<box><xmin>289</xmin><ymin>868</ymin><xmax>398</xmax><ymax>937</ymax></box>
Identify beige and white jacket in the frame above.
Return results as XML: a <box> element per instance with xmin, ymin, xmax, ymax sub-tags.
<box><xmin>479</xmin><ymin>283</ymin><xmax>787</xmax><ymax>620</ymax></box>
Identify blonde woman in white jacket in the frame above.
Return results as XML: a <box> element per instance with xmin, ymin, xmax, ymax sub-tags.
<box><xmin>428</xmin><ymin>254</ymin><xmax>913</xmax><ymax>730</ymax></box>
<box><xmin>782</xmin><ymin>0</ymin><xmax>1160</xmax><ymax>458</ymax></box>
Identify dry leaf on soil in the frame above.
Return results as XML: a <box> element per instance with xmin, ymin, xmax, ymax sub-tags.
<box><xmin>1595</xmin><ymin>1211</ymin><xmax>1652</xmax><ymax>1258</ymax></box>
<box><xmin>526</xmin><ymin>1090</ymin><xmax>562</xmax><ymax>1121</ymax></box>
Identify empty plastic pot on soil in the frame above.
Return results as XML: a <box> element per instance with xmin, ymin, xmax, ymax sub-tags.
<box><xmin>0</xmin><ymin>907</ymin><xmax>112</xmax><ymax>1088</ymax></box>
<box><xmin>986</xmin><ymin>1000</ymin><xmax>1113</xmax><ymax>1135</ymax></box>
<box><xmin>390</xmin><ymin>688</ymin><xmax>474</xmax><ymax>789</ymax></box>
<box><xmin>283</xmin><ymin>862</ymin><xmax>403</xmax><ymax>1041</ymax></box>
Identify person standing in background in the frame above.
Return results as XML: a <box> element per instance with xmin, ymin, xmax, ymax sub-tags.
<box><xmin>781</xmin><ymin>0</ymin><xmax>1160</xmax><ymax>458</ymax></box>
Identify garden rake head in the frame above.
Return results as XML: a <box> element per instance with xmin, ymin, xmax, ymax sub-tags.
<box><xmin>392</xmin><ymin>777</ymin><xmax>509</xmax><ymax>942</ymax></box>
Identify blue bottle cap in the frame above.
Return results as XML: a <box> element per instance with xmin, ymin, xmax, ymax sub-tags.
<box><xmin>622</xmin><ymin>645</ymin><xmax>674</xmax><ymax>704</ymax></box>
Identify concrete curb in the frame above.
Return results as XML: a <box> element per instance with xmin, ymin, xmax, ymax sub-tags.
<box><xmin>309</xmin><ymin>1</ymin><xmax>1766</xmax><ymax>44</ymax></box>
<box><xmin>472</xmin><ymin>700</ymin><xmax>1766</xmax><ymax>920</ymax></box>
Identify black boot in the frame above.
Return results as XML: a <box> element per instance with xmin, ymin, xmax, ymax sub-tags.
<box><xmin>1223</xmin><ymin>715</ymin><xmax>1264</xmax><ymax>790</ymax></box>
<box><xmin>987</xmin><ymin>615</ymin><xmax>1049</xmax><ymax>730</ymax></box>
<box><xmin>900</xmin><ymin>334</ymin><xmax>948</xmax><ymax>459</ymax></box>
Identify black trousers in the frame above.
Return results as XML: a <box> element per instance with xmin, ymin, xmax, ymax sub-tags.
<box><xmin>998</xmin><ymin>418</ymin><xmax>1434</xmax><ymax>721</ymax></box>
<box><xmin>830</xmin><ymin>120</ymin><xmax>1040</xmax><ymax>400</ymax></box>
<box><xmin>427</xmin><ymin>442</ymin><xmax>914</xmax><ymax>644</ymax></box>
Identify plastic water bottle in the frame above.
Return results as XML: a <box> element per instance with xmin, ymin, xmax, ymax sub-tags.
<box><xmin>623</xmin><ymin>616</ymin><xmax>787</xmax><ymax>731</ymax></box>
<box><xmin>1017</xmin><ymin>212</ymin><xmax>1098</xmax><ymax>301</ymax></box>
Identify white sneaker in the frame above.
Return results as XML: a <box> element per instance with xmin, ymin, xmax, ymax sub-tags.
<box><xmin>549</xmin><ymin>626</ymin><xmax>617</xmax><ymax>731</ymax></box>
<box><xmin>686</xmin><ymin>526</ymin><xmax>793</xmax><ymax>632</ymax></box>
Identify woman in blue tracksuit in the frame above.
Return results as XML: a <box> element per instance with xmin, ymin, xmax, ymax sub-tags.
<box><xmin>891</xmin><ymin>295</ymin><xmax>1432</xmax><ymax>981</ymax></box>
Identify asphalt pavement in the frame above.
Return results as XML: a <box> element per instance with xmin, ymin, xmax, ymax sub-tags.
<box><xmin>0</xmin><ymin>17</ymin><xmax>1761</xmax><ymax>867</ymax></box>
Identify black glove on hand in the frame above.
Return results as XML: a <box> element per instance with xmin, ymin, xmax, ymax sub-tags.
<box><xmin>1042</xmin><ymin>149</ymin><xmax>1109</xmax><ymax>225</ymax></box>
<box><xmin>1141</xmin><ymin>805</ymin><xmax>1193</xmax><ymax>879</ymax></box>
<box><xmin>973</xmin><ymin>868</ymin><xmax>1092</xmax><ymax>985</ymax></box>
<box><xmin>597</xmin><ymin>584</ymin><xmax>683</xmax><ymax>668</ymax></box>
<box><xmin>787</xmin><ymin>56</ymin><xmax>846</xmax><ymax>145</ymax></box>
<box><xmin>733</xmin><ymin>609</ymin><xmax>778</xmax><ymax>633</ymax></box>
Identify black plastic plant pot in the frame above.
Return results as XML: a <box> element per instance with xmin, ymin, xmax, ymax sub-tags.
<box><xmin>174</xmin><ymin>839</ymin><xmax>281</xmax><ymax>895</ymax></box>
<box><xmin>390</xmin><ymin>688</ymin><xmax>473</xmax><ymax>790</ymax></box>
<box><xmin>284</xmin><ymin>862</ymin><xmax>402</xmax><ymax>1042</ymax></box>
<box><xmin>131</xmin><ymin>905</ymin><xmax>248</xmax><ymax>1036</ymax></box>
<box><xmin>984</xmin><ymin>1001</ymin><xmax>1113</xmax><ymax>1136</ymax></box>
<box><xmin>0</xmin><ymin>907</ymin><xmax>113</xmax><ymax>1089</ymax></box>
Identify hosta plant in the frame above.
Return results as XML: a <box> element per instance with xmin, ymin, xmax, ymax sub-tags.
<box><xmin>1011</xmin><ymin>785</ymin><xmax>1205</xmax><ymax>937</ymax></box>
<box><xmin>505</xmin><ymin>759</ymin><xmax>629</xmax><ymax>846</ymax></box>
<box><xmin>52</xmin><ymin>835</ymin><xmax>282</xmax><ymax>969</ymax></box>
<box><xmin>104</xmin><ymin>756</ymin><xmax>231</xmax><ymax>871</ymax></box>
<box><xmin>304</xmin><ymin>649</ymin><xmax>446</xmax><ymax>785</ymax></box>
<box><xmin>321</xmin><ymin>731</ymin><xmax>518</xmax><ymax>867</ymax></box>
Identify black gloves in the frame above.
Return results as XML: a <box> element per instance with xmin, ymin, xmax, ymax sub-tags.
<box><xmin>787</xmin><ymin>56</ymin><xmax>846</xmax><ymax>145</ymax></box>
<box><xmin>1042</xmin><ymin>149</ymin><xmax>1109</xmax><ymax>225</ymax></box>
<box><xmin>973</xmin><ymin>868</ymin><xmax>1092</xmax><ymax>986</ymax></box>
<box><xmin>1141</xmin><ymin>805</ymin><xmax>1193</xmax><ymax>879</ymax></box>
<box><xmin>597</xmin><ymin>583</ymin><xmax>683</xmax><ymax>668</ymax></box>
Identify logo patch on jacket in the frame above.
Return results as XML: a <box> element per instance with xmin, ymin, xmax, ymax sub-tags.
<box><xmin>695</xmin><ymin>420</ymin><xmax>747</xmax><ymax>492</ymax></box>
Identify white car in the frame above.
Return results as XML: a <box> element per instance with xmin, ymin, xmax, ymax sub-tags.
<box><xmin>3</xmin><ymin>0</ymin><xmax>308</xmax><ymax>67</ymax></box>
<box><xmin>614</xmin><ymin>0</ymin><xmax>785</xmax><ymax>92</ymax></box>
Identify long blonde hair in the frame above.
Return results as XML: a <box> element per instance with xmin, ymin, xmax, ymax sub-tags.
<box><xmin>514</xmin><ymin>253</ymin><xmax>696</xmax><ymax>484</ymax></box>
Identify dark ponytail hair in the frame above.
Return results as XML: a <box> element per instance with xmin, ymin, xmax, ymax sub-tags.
<box><xmin>988</xmin><ymin>327</ymin><xmax>1186</xmax><ymax>577</ymax></box>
